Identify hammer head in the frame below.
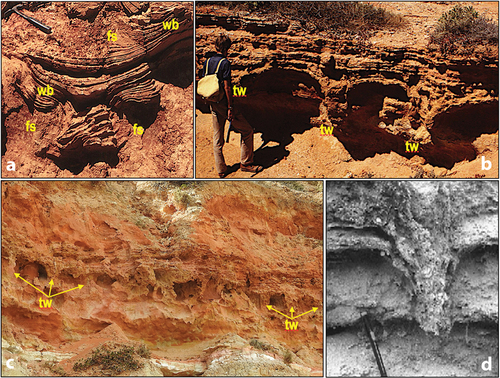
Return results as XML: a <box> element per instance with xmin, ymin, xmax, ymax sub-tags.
<box><xmin>2</xmin><ymin>3</ymin><xmax>23</xmax><ymax>20</ymax></box>
<box><xmin>3</xmin><ymin>2</ymin><xmax>52</xmax><ymax>34</ymax></box>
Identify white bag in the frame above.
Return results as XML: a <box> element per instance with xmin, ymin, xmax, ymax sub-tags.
<box><xmin>197</xmin><ymin>57</ymin><xmax>226</xmax><ymax>102</ymax></box>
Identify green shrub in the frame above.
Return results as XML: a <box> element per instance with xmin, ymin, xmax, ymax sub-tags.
<box><xmin>137</xmin><ymin>344</ymin><xmax>151</xmax><ymax>359</ymax></box>
<box><xmin>429</xmin><ymin>4</ymin><xmax>498</xmax><ymax>53</ymax></box>
<box><xmin>43</xmin><ymin>361</ymin><xmax>67</xmax><ymax>376</ymax></box>
<box><xmin>174</xmin><ymin>188</ymin><xmax>191</xmax><ymax>208</ymax></box>
<box><xmin>436</xmin><ymin>5</ymin><xmax>479</xmax><ymax>34</ymax></box>
<box><xmin>249</xmin><ymin>338</ymin><xmax>271</xmax><ymax>351</ymax></box>
<box><xmin>73</xmin><ymin>344</ymin><xmax>144</xmax><ymax>374</ymax></box>
<box><xmin>283</xmin><ymin>349</ymin><xmax>293</xmax><ymax>364</ymax></box>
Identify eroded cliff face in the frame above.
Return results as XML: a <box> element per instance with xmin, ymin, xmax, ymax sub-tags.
<box><xmin>1</xmin><ymin>2</ymin><xmax>193</xmax><ymax>177</ymax></box>
<box><xmin>326</xmin><ymin>181</ymin><xmax>498</xmax><ymax>335</ymax></box>
<box><xmin>196</xmin><ymin>3</ymin><xmax>498</xmax><ymax>178</ymax></box>
<box><xmin>1</xmin><ymin>181</ymin><xmax>323</xmax><ymax>376</ymax></box>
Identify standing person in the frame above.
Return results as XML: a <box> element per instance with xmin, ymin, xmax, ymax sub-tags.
<box><xmin>202</xmin><ymin>33</ymin><xmax>263</xmax><ymax>178</ymax></box>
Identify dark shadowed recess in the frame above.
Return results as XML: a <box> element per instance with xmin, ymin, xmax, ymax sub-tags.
<box><xmin>436</xmin><ymin>61</ymin><xmax>499</xmax><ymax>94</ymax></box>
<box><xmin>333</xmin><ymin>80</ymin><xmax>498</xmax><ymax>169</ymax></box>
<box><xmin>196</xmin><ymin>13</ymin><xmax>288</xmax><ymax>35</ymax></box>
<box><xmin>326</xmin><ymin>316</ymin><xmax>385</xmax><ymax>336</ymax></box>
<box><xmin>236</xmin><ymin>68</ymin><xmax>322</xmax><ymax>170</ymax></box>
<box><xmin>173</xmin><ymin>279</ymin><xmax>201</xmax><ymax>301</ymax></box>
<box><xmin>48</xmin><ymin>146</ymin><xmax>120</xmax><ymax>175</ymax></box>
<box><xmin>149</xmin><ymin>37</ymin><xmax>194</xmax><ymax>89</ymax></box>
<box><xmin>114</xmin><ymin>94</ymin><xmax>161</xmax><ymax>131</ymax></box>
<box><xmin>333</xmin><ymin>82</ymin><xmax>410</xmax><ymax>160</ymax></box>
<box><xmin>66</xmin><ymin>82</ymin><xmax>161</xmax><ymax>131</ymax></box>
<box><xmin>421</xmin><ymin>101</ymin><xmax>498</xmax><ymax>169</ymax></box>
<box><xmin>14</xmin><ymin>258</ymin><xmax>49</xmax><ymax>280</ymax></box>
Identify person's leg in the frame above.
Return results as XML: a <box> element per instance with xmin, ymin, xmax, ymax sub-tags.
<box><xmin>210</xmin><ymin>103</ymin><xmax>227</xmax><ymax>174</ymax></box>
<box><xmin>231</xmin><ymin>109</ymin><xmax>254</xmax><ymax>166</ymax></box>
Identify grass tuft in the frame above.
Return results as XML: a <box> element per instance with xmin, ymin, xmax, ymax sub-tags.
<box><xmin>282</xmin><ymin>181</ymin><xmax>305</xmax><ymax>192</ymax></box>
<box><xmin>249</xmin><ymin>338</ymin><xmax>272</xmax><ymax>351</ymax></box>
<box><xmin>283</xmin><ymin>349</ymin><xmax>293</xmax><ymax>364</ymax></box>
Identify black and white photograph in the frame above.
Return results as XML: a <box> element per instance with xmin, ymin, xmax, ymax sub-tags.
<box><xmin>326</xmin><ymin>181</ymin><xmax>499</xmax><ymax>377</ymax></box>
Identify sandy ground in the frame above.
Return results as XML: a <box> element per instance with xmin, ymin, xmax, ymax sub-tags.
<box><xmin>196</xmin><ymin>109</ymin><xmax>341</xmax><ymax>178</ymax></box>
<box><xmin>369</xmin><ymin>1</ymin><xmax>499</xmax><ymax>48</ymax></box>
<box><xmin>196</xmin><ymin>109</ymin><xmax>498</xmax><ymax>178</ymax></box>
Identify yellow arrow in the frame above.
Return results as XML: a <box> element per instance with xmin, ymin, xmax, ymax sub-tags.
<box><xmin>290</xmin><ymin>307</ymin><xmax>295</xmax><ymax>317</ymax></box>
<box><xmin>49</xmin><ymin>284</ymin><xmax>84</xmax><ymax>298</ymax></box>
<box><xmin>291</xmin><ymin>307</ymin><xmax>318</xmax><ymax>320</ymax></box>
<box><xmin>15</xmin><ymin>273</ymin><xmax>49</xmax><ymax>297</ymax></box>
<box><xmin>266</xmin><ymin>305</ymin><xmax>293</xmax><ymax>320</ymax></box>
<box><xmin>48</xmin><ymin>279</ymin><xmax>54</xmax><ymax>297</ymax></box>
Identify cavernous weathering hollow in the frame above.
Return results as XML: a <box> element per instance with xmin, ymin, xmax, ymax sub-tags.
<box><xmin>238</xmin><ymin>68</ymin><xmax>322</xmax><ymax>147</ymax></box>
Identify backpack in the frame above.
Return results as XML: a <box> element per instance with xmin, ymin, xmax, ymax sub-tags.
<box><xmin>197</xmin><ymin>57</ymin><xmax>226</xmax><ymax>103</ymax></box>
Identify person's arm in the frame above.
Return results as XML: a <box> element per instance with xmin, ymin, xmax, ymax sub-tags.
<box><xmin>224</xmin><ymin>79</ymin><xmax>233</xmax><ymax>121</ymax></box>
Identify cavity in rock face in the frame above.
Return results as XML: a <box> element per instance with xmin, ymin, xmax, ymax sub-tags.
<box><xmin>1</xmin><ymin>2</ymin><xmax>193</xmax><ymax>177</ymax></box>
<box><xmin>327</xmin><ymin>181</ymin><xmax>498</xmax><ymax>335</ymax></box>
<box><xmin>195</xmin><ymin>3</ymin><xmax>498</xmax><ymax>178</ymax></box>
<box><xmin>1</xmin><ymin>181</ymin><xmax>323</xmax><ymax>376</ymax></box>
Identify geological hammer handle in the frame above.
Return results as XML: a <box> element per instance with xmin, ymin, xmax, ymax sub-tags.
<box><xmin>226</xmin><ymin>121</ymin><xmax>232</xmax><ymax>143</ymax></box>
<box><xmin>13</xmin><ymin>6</ymin><xmax>52</xmax><ymax>34</ymax></box>
<box><xmin>362</xmin><ymin>314</ymin><xmax>387</xmax><ymax>377</ymax></box>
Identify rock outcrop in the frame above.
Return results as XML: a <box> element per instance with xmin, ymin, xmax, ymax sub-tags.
<box><xmin>2</xmin><ymin>2</ymin><xmax>193</xmax><ymax>177</ymax></box>
<box><xmin>1</xmin><ymin>181</ymin><xmax>323</xmax><ymax>375</ymax></box>
<box><xmin>195</xmin><ymin>3</ymin><xmax>498</xmax><ymax>178</ymax></box>
<box><xmin>38</xmin><ymin>105</ymin><xmax>120</xmax><ymax>170</ymax></box>
<box><xmin>326</xmin><ymin>181</ymin><xmax>498</xmax><ymax>335</ymax></box>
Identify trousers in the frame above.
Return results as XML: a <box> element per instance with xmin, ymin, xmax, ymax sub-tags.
<box><xmin>210</xmin><ymin>101</ymin><xmax>254</xmax><ymax>174</ymax></box>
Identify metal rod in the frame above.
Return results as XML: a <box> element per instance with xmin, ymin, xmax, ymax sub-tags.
<box><xmin>226</xmin><ymin>121</ymin><xmax>232</xmax><ymax>143</ymax></box>
<box><xmin>12</xmin><ymin>5</ymin><xmax>52</xmax><ymax>34</ymax></box>
<box><xmin>362</xmin><ymin>313</ymin><xmax>387</xmax><ymax>377</ymax></box>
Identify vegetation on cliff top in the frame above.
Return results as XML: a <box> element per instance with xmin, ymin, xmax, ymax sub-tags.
<box><xmin>429</xmin><ymin>4</ymin><xmax>498</xmax><ymax>54</ymax></box>
<box><xmin>201</xmin><ymin>1</ymin><xmax>403</xmax><ymax>35</ymax></box>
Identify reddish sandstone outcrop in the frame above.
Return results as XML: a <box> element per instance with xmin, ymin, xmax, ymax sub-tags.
<box><xmin>2</xmin><ymin>2</ymin><xmax>193</xmax><ymax>177</ymax></box>
<box><xmin>1</xmin><ymin>181</ymin><xmax>323</xmax><ymax>375</ymax></box>
<box><xmin>195</xmin><ymin>3</ymin><xmax>498</xmax><ymax>178</ymax></box>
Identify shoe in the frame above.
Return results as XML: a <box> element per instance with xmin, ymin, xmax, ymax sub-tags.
<box><xmin>241</xmin><ymin>164</ymin><xmax>263</xmax><ymax>173</ymax></box>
